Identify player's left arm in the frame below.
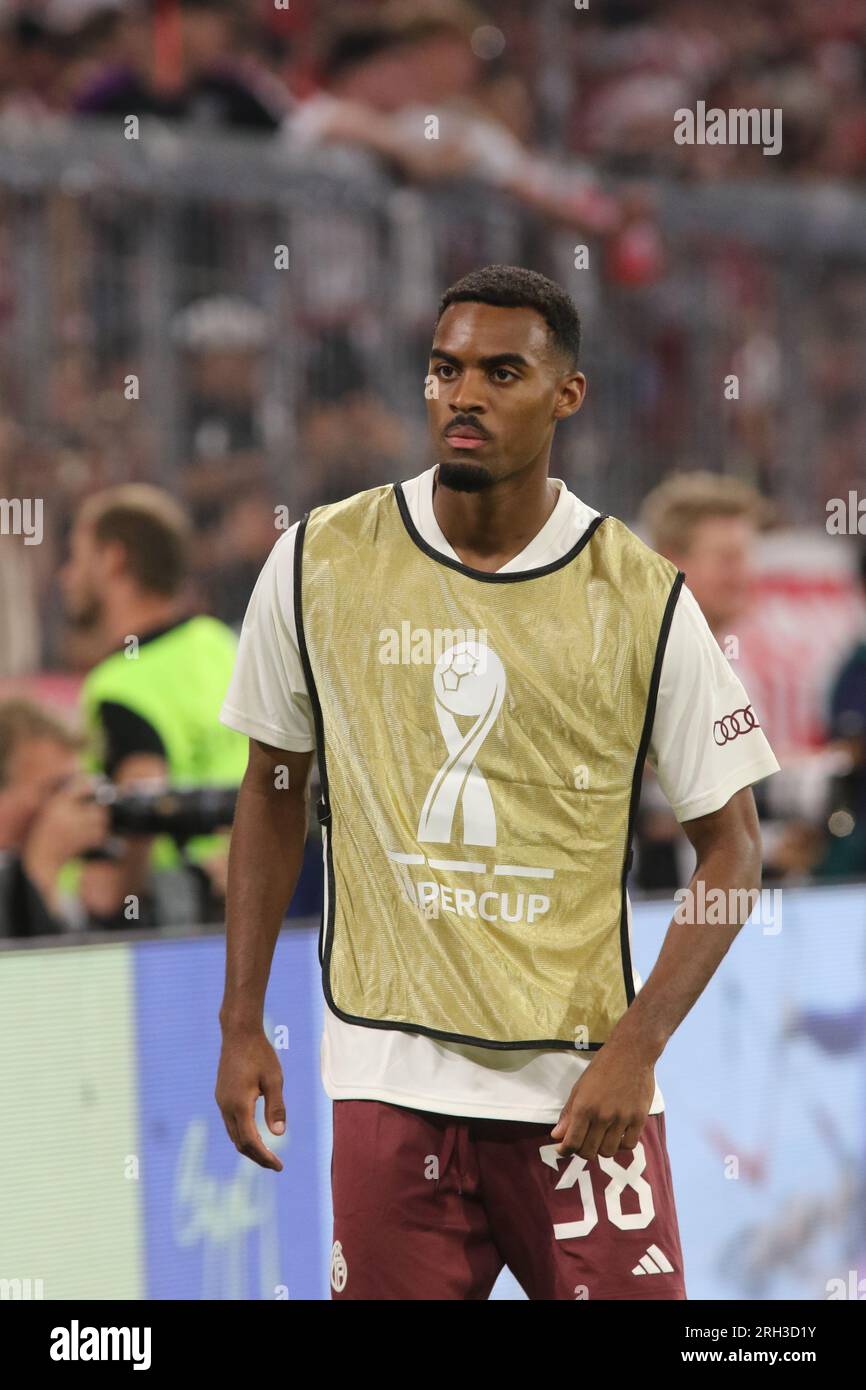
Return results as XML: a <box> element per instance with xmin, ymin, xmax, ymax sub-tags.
<box><xmin>551</xmin><ymin>786</ymin><xmax>762</xmax><ymax>1161</ymax></box>
<box><xmin>617</xmin><ymin>783</ymin><xmax>764</xmax><ymax>1077</ymax></box>
<box><xmin>551</xmin><ymin>582</ymin><xmax>778</xmax><ymax>1162</ymax></box>
<box><xmin>556</xmin><ymin>783</ymin><xmax>756</xmax><ymax>1162</ymax></box>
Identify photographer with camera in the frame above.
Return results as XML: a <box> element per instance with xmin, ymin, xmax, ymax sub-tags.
<box><xmin>59</xmin><ymin>484</ymin><xmax>247</xmax><ymax>928</ymax></box>
<box><xmin>0</xmin><ymin>698</ymin><xmax>109</xmax><ymax>938</ymax></box>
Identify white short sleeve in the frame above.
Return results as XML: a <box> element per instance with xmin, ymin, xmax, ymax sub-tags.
<box><xmin>648</xmin><ymin>583</ymin><xmax>780</xmax><ymax>822</ymax></box>
<box><xmin>219</xmin><ymin>524</ymin><xmax>316</xmax><ymax>752</ymax></box>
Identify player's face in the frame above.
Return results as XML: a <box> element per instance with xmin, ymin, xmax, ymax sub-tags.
<box><xmin>59</xmin><ymin>521</ymin><xmax>105</xmax><ymax>628</ymax></box>
<box><xmin>426</xmin><ymin>302</ymin><xmax>585</xmax><ymax>492</ymax></box>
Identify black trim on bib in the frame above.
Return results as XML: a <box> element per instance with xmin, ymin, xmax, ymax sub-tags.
<box><xmin>616</xmin><ymin>567</ymin><xmax>686</xmax><ymax>1013</ymax></box>
<box><xmin>295</xmin><ymin>499</ymin><xmax>686</xmax><ymax>1050</ymax></box>
<box><xmin>393</xmin><ymin>479</ymin><xmax>606</xmax><ymax>583</ymax></box>
<box><xmin>293</xmin><ymin>512</ymin><xmax>334</xmax><ymax>972</ymax></box>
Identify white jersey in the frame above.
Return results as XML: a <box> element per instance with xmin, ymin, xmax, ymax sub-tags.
<box><xmin>220</xmin><ymin>466</ymin><xmax>781</xmax><ymax>1122</ymax></box>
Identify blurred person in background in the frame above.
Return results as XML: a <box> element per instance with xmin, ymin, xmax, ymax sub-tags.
<box><xmin>294</xmin><ymin>323</ymin><xmax>414</xmax><ymax>512</ymax></box>
<box><xmin>288</xmin><ymin>1</ymin><xmax>659</xmax><ymax>272</ymax></box>
<box><xmin>814</xmin><ymin>544</ymin><xmax>866</xmax><ymax>881</ymax></box>
<box><xmin>634</xmin><ymin>471</ymin><xmax>769</xmax><ymax>889</ymax></box>
<box><xmin>639</xmin><ymin>471</ymin><xmax>767</xmax><ymax>648</ymax></box>
<box><xmin>382</xmin><ymin>0</ymin><xmax>664</xmax><ymax>279</ymax></box>
<box><xmin>0</xmin><ymin>0</ymin><xmax>861</xmax><ymax>181</ymax></box>
<box><xmin>52</xmin><ymin>1</ymin><xmax>130</xmax><ymax>109</ymax></box>
<box><xmin>200</xmin><ymin>485</ymin><xmax>283</xmax><ymax>632</ymax></box>
<box><xmin>636</xmin><ymin>470</ymin><xmax>863</xmax><ymax>885</ymax></box>
<box><xmin>282</xmin><ymin>0</ymin><xmax>663</xmax><ymax>507</ymax></box>
<box><xmin>72</xmin><ymin>0</ymin><xmax>288</xmax><ymax>130</ymax></box>
<box><xmin>0</xmin><ymin>6</ymin><xmax>68</xmax><ymax>119</ymax></box>
<box><xmin>283</xmin><ymin>5</ymin><xmax>473</xmax><ymax>178</ymax></box>
<box><xmin>59</xmin><ymin>483</ymin><xmax>248</xmax><ymax>926</ymax></box>
<box><xmin>567</xmin><ymin>0</ymin><xmax>866</xmax><ymax>182</ymax></box>
<box><xmin>0</xmin><ymin>698</ymin><xmax>108</xmax><ymax>937</ymax></box>
<box><xmin>171</xmin><ymin>294</ymin><xmax>272</xmax><ymax>532</ymax></box>
<box><xmin>277</xmin><ymin>0</ymin><xmax>477</xmax><ymax>414</ymax></box>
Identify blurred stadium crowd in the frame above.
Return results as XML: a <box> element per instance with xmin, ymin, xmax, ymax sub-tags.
<box><xmin>1</xmin><ymin>0</ymin><xmax>866</xmax><ymax>935</ymax></box>
<box><xmin>2</xmin><ymin>0</ymin><xmax>866</xmax><ymax>175</ymax></box>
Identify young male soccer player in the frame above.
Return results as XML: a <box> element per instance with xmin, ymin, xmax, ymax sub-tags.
<box><xmin>216</xmin><ymin>265</ymin><xmax>780</xmax><ymax>1300</ymax></box>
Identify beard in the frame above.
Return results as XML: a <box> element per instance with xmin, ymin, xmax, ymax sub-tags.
<box><xmin>65</xmin><ymin>594</ymin><xmax>102</xmax><ymax>631</ymax></box>
<box><xmin>436</xmin><ymin>460</ymin><xmax>495</xmax><ymax>493</ymax></box>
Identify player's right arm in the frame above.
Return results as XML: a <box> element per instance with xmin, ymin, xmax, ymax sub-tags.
<box><xmin>215</xmin><ymin>738</ymin><xmax>315</xmax><ymax>1171</ymax></box>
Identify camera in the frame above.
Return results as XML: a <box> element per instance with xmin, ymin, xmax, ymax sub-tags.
<box><xmin>89</xmin><ymin>780</ymin><xmax>238</xmax><ymax>845</ymax></box>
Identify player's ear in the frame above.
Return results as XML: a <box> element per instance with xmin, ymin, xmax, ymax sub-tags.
<box><xmin>554</xmin><ymin>373</ymin><xmax>586</xmax><ymax>421</ymax></box>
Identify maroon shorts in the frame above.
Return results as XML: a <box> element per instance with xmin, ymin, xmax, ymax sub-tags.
<box><xmin>330</xmin><ymin>1099</ymin><xmax>687</xmax><ymax>1300</ymax></box>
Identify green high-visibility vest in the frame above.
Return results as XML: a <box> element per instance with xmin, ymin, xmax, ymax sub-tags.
<box><xmin>79</xmin><ymin>615</ymin><xmax>247</xmax><ymax>870</ymax></box>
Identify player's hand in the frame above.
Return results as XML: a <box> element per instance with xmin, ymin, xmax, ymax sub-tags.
<box><xmin>215</xmin><ymin>1027</ymin><xmax>286</xmax><ymax>1171</ymax></box>
<box><xmin>549</xmin><ymin>1039</ymin><xmax>656</xmax><ymax>1161</ymax></box>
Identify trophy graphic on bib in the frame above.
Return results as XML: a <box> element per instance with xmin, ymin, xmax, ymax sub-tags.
<box><xmin>417</xmin><ymin>641</ymin><xmax>506</xmax><ymax>847</ymax></box>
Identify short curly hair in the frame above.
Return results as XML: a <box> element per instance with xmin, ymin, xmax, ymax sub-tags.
<box><xmin>436</xmin><ymin>265</ymin><xmax>582</xmax><ymax>369</ymax></box>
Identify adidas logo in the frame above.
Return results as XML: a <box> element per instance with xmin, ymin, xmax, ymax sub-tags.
<box><xmin>632</xmin><ymin>1244</ymin><xmax>674</xmax><ymax>1276</ymax></box>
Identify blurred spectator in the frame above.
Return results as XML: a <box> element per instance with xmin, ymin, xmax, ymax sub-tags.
<box><xmin>171</xmin><ymin>294</ymin><xmax>271</xmax><ymax>530</ymax></box>
<box><xmin>816</xmin><ymin>544</ymin><xmax>866</xmax><ymax>879</ymax></box>
<box><xmin>634</xmin><ymin>470</ymin><xmax>769</xmax><ymax>889</ymax></box>
<box><xmin>0</xmin><ymin>0</ymin><xmax>861</xmax><ymax>178</ymax></box>
<box><xmin>59</xmin><ymin>482</ymin><xmax>248</xmax><ymax>925</ymax></box>
<box><xmin>639</xmin><ymin>470</ymin><xmax>768</xmax><ymax>645</ymax></box>
<box><xmin>282</xmin><ymin>6</ymin><xmax>472</xmax><ymax>178</ymax></box>
<box><xmin>202</xmin><ymin>486</ymin><xmax>282</xmax><ymax>631</ymax></box>
<box><xmin>286</xmin><ymin>1</ymin><xmax>651</xmax><ymax>256</ymax></box>
<box><xmin>568</xmin><ymin>0</ymin><xmax>866</xmax><ymax>181</ymax></box>
<box><xmin>0</xmin><ymin>9</ymin><xmax>67</xmax><ymax>119</ymax></box>
<box><xmin>72</xmin><ymin>0</ymin><xmax>288</xmax><ymax>129</ymax></box>
<box><xmin>382</xmin><ymin>0</ymin><xmax>633</xmax><ymax>239</ymax></box>
<box><xmin>637</xmin><ymin>472</ymin><xmax>866</xmax><ymax>884</ymax></box>
<box><xmin>295</xmin><ymin>389</ymin><xmax>413</xmax><ymax>514</ymax></box>
<box><xmin>0</xmin><ymin>697</ymin><xmax>107</xmax><ymax>936</ymax></box>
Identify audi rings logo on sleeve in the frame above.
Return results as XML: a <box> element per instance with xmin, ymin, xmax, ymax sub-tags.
<box><xmin>713</xmin><ymin>704</ymin><xmax>760</xmax><ymax>745</ymax></box>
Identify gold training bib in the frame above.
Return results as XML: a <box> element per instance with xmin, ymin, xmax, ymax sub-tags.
<box><xmin>295</xmin><ymin>480</ymin><xmax>684</xmax><ymax>1051</ymax></box>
